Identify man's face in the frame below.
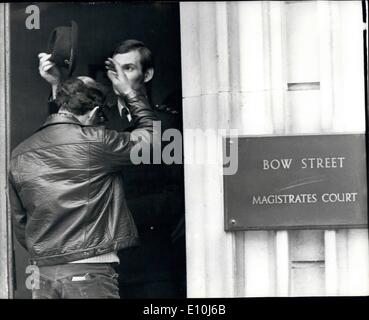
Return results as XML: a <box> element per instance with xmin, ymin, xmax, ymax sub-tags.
<box><xmin>112</xmin><ymin>50</ymin><xmax>146</xmax><ymax>92</ymax></box>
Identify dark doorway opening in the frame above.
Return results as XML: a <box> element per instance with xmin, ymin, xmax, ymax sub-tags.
<box><xmin>10</xmin><ymin>2</ymin><xmax>186</xmax><ymax>299</ymax></box>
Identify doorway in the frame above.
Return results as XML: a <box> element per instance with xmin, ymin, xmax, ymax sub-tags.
<box><xmin>9</xmin><ymin>2</ymin><xmax>186</xmax><ymax>298</ymax></box>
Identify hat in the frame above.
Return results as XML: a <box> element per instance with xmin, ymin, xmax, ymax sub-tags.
<box><xmin>48</xmin><ymin>20</ymin><xmax>78</xmax><ymax>76</ymax></box>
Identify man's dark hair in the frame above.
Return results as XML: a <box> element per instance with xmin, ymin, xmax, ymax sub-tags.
<box><xmin>112</xmin><ymin>39</ymin><xmax>154</xmax><ymax>73</ymax></box>
<box><xmin>55</xmin><ymin>78</ymin><xmax>104</xmax><ymax>115</ymax></box>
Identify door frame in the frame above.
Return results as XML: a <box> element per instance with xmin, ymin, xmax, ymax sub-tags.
<box><xmin>0</xmin><ymin>2</ymin><xmax>14</xmax><ymax>299</ymax></box>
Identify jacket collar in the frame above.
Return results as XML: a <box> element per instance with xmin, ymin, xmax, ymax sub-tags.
<box><xmin>37</xmin><ymin>113</ymin><xmax>84</xmax><ymax>132</ymax></box>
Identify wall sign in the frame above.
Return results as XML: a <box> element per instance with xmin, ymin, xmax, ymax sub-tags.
<box><xmin>223</xmin><ymin>134</ymin><xmax>368</xmax><ymax>231</ymax></box>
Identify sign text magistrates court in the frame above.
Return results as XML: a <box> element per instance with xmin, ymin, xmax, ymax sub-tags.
<box><xmin>223</xmin><ymin>134</ymin><xmax>368</xmax><ymax>231</ymax></box>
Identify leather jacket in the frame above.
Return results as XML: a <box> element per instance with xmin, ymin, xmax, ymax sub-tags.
<box><xmin>9</xmin><ymin>91</ymin><xmax>158</xmax><ymax>266</ymax></box>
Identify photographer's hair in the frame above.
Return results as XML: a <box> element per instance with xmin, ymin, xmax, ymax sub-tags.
<box><xmin>112</xmin><ymin>39</ymin><xmax>154</xmax><ymax>74</ymax></box>
<box><xmin>55</xmin><ymin>78</ymin><xmax>104</xmax><ymax>115</ymax></box>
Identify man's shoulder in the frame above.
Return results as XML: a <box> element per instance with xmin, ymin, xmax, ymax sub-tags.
<box><xmin>11</xmin><ymin>123</ymin><xmax>106</xmax><ymax>159</ymax></box>
<box><xmin>11</xmin><ymin>132</ymin><xmax>41</xmax><ymax>160</ymax></box>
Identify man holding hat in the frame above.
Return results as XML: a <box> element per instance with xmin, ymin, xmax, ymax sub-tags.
<box><xmin>9</xmin><ymin>48</ymin><xmax>158</xmax><ymax>298</ymax></box>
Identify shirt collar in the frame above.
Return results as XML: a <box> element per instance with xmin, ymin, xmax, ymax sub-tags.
<box><xmin>117</xmin><ymin>99</ymin><xmax>126</xmax><ymax>117</ymax></box>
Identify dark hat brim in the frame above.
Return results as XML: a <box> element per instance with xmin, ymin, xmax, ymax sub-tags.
<box><xmin>68</xmin><ymin>20</ymin><xmax>78</xmax><ymax>75</ymax></box>
<box><xmin>47</xmin><ymin>20</ymin><xmax>78</xmax><ymax>76</ymax></box>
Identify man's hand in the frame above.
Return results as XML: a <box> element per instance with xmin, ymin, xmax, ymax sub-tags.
<box><xmin>105</xmin><ymin>58</ymin><xmax>134</xmax><ymax>97</ymax></box>
<box><xmin>38</xmin><ymin>53</ymin><xmax>61</xmax><ymax>86</ymax></box>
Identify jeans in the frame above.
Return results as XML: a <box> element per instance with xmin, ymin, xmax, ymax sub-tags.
<box><xmin>31</xmin><ymin>263</ymin><xmax>120</xmax><ymax>299</ymax></box>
